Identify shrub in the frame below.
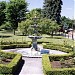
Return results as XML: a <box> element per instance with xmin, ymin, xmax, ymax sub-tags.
<box><xmin>42</xmin><ymin>54</ymin><xmax>75</xmax><ymax>75</ymax></box>
<box><xmin>0</xmin><ymin>43</ymin><xmax>31</xmax><ymax>49</ymax></box>
<box><xmin>42</xmin><ymin>54</ymin><xmax>51</xmax><ymax>74</ymax></box>
<box><xmin>0</xmin><ymin>40</ymin><xmax>28</xmax><ymax>45</ymax></box>
<box><xmin>0</xmin><ymin>51</ymin><xmax>22</xmax><ymax>74</ymax></box>
<box><xmin>43</xmin><ymin>43</ymin><xmax>73</xmax><ymax>53</ymax></box>
<box><xmin>0</xmin><ymin>51</ymin><xmax>16</xmax><ymax>59</ymax></box>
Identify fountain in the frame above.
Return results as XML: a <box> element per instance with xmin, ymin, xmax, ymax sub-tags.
<box><xmin>28</xmin><ymin>15</ymin><xmax>42</xmax><ymax>51</ymax></box>
<box><xmin>3</xmin><ymin>11</ymin><xmax>67</xmax><ymax>57</ymax></box>
<box><xmin>15</xmin><ymin>11</ymin><xmax>50</xmax><ymax>57</ymax></box>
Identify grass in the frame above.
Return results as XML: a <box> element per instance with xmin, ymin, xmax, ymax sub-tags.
<box><xmin>0</xmin><ymin>30</ymin><xmax>74</xmax><ymax>47</ymax></box>
<box><xmin>38</xmin><ymin>37</ymin><xmax>73</xmax><ymax>46</ymax></box>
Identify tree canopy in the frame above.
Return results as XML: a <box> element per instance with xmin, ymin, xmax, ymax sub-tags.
<box><xmin>18</xmin><ymin>19</ymin><xmax>34</xmax><ymax>35</ymax></box>
<box><xmin>6</xmin><ymin>0</ymin><xmax>27</xmax><ymax>34</ymax></box>
<box><xmin>43</xmin><ymin>0</ymin><xmax>63</xmax><ymax>24</ymax></box>
<box><xmin>38</xmin><ymin>18</ymin><xmax>60</xmax><ymax>36</ymax></box>
<box><xmin>26</xmin><ymin>8</ymin><xmax>42</xmax><ymax>19</ymax></box>
<box><xmin>0</xmin><ymin>1</ymin><xmax>6</xmax><ymax>26</ymax></box>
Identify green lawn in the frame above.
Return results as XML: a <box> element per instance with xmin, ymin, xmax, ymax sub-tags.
<box><xmin>0</xmin><ymin>30</ymin><xmax>74</xmax><ymax>47</ymax></box>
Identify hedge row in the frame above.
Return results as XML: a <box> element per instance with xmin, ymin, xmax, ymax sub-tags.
<box><xmin>0</xmin><ymin>51</ymin><xmax>16</xmax><ymax>59</ymax></box>
<box><xmin>0</xmin><ymin>51</ymin><xmax>22</xmax><ymax>74</ymax></box>
<box><xmin>49</xmin><ymin>52</ymin><xmax>74</xmax><ymax>61</ymax></box>
<box><xmin>0</xmin><ymin>44</ymin><xmax>31</xmax><ymax>49</ymax></box>
<box><xmin>42</xmin><ymin>54</ymin><xmax>75</xmax><ymax>75</ymax></box>
<box><xmin>0</xmin><ymin>41</ymin><xmax>28</xmax><ymax>45</ymax></box>
<box><xmin>43</xmin><ymin>43</ymin><xmax>73</xmax><ymax>53</ymax></box>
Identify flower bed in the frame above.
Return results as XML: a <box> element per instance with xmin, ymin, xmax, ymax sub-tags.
<box><xmin>42</xmin><ymin>53</ymin><xmax>75</xmax><ymax>75</ymax></box>
<box><xmin>0</xmin><ymin>51</ymin><xmax>22</xmax><ymax>74</ymax></box>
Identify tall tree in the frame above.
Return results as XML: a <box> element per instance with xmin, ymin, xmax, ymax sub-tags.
<box><xmin>38</xmin><ymin>18</ymin><xmax>60</xmax><ymax>37</ymax></box>
<box><xmin>61</xmin><ymin>16</ymin><xmax>74</xmax><ymax>29</ymax></box>
<box><xmin>43</xmin><ymin>0</ymin><xmax>63</xmax><ymax>24</ymax></box>
<box><xmin>0</xmin><ymin>1</ymin><xmax>6</xmax><ymax>26</ymax></box>
<box><xmin>6</xmin><ymin>0</ymin><xmax>27</xmax><ymax>35</ymax></box>
<box><xmin>18</xmin><ymin>19</ymin><xmax>34</xmax><ymax>35</ymax></box>
<box><xmin>26</xmin><ymin>8</ymin><xmax>42</xmax><ymax>19</ymax></box>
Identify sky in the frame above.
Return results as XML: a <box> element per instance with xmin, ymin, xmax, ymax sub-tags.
<box><xmin>0</xmin><ymin>0</ymin><xmax>75</xmax><ymax>19</ymax></box>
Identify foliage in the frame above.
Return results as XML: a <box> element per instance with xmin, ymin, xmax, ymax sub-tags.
<box><xmin>6</xmin><ymin>0</ymin><xmax>27</xmax><ymax>35</ymax></box>
<box><xmin>0</xmin><ymin>1</ymin><xmax>6</xmax><ymax>26</ymax></box>
<box><xmin>0</xmin><ymin>44</ymin><xmax>31</xmax><ymax>49</ymax></box>
<box><xmin>38</xmin><ymin>18</ymin><xmax>60</xmax><ymax>36</ymax></box>
<box><xmin>43</xmin><ymin>43</ymin><xmax>73</xmax><ymax>53</ymax></box>
<box><xmin>18</xmin><ymin>19</ymin><xmax>34</xmax><ymax>35</ymax></box>
<box><xmin>0</xmin><ymin>40</ymin><xmax>27</xmax><ymax>45</ymax></box>
<box><xmin>61</xmin><ymin>16</ymin><xmax>74</xmax><ymax>30</ymax></box>
<box><xmin>43</xmin><ymin>0</ymin><xmax>63</xmax><ymax>24</ymax></box>
<box><xmin>0</xmin><ymin>51</ymin><xmax>22</xmax><ymax>74</ymax></box>
<box><xmin>0</xmin><ymin>50</ymin><xmax>16</xmax><ymax>59</ymax></box>
<box><xmin>0</xmin><ymin>22</ymin><xmax>12</xmax><ymax>30</ymax></box>
<box><xmin>0</xmin><ymin>38</ymin><xmax>31</xmax><ymax>49</ymax></box>
<box><xmin>42</xmin><ymin>54</ymin><xmax>75</xmax><ymax>75</ymax></box>
<box><xmin>42</xmin><ymin>55</ymin><xmax>51</xmax><ymax>75</ymax></box>
<box><xmin>26</xmin><ymin>8</ymin><xmax>42</xmax><ymax>19</ymax></box>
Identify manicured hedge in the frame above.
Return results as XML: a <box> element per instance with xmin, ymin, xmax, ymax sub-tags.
<box><xmin>49</xmin><ymin>53</ymin><xmax>74</xmax><ymax>61</ymax></box>
<box><xmin>43</xmin><ymin>43</ymin><xmax>73</xmax><ymax>53</ymax></box>
<box><xmin>0</xmin><ymin>44</ymin><xmax>31</xmax><ymax>49</ymax></box>
<box><xmin>37</xmin><ymin>41</ymin><xmax>50</xmax><ymax>44</ymax></box>
<box><xmin>0</xmin><ymin>51</ymin><xmax>22</xmax><ymax>74</ymax></box>
<box><xmin>0</xmin><ymin>41</ymin><xmax>28</xmax><ymax>45</ymax></box>
<box><xmin>0</xmin><ymin>51</ymin><xmax>16</xmax><ymax>59</ymax></box>
<box><xmin>0</xmin><ymin>40</ymin><xmax>31</xmax><ymax>49</ymax></box>
<box><xmin>42</xmin><ymin>53</ymin><xmax>75</xmax><ymax>75</ymax></box>
<box><xmin>42</xmin><ymin>54</ymin><xmax>51</xmax><ymax>75</ymax></box>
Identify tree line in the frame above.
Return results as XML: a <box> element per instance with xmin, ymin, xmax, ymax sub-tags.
<box><xmin>0</xmin><ymin>0</ymin><xmax>74</xmax><ymax>36</ymax></box>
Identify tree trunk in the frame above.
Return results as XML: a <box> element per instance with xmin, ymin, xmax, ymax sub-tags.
<box><xmin>22</xmin><ymin>32</ymin><xmax>24</xmax><ymax>35</ymax></box>
<box><xmin>59</xmin><ymin>31</ymin><xmax>60</xmax><ymax>35</ymax></box>
<box><xmin>13</xmin><ymin>21</ymin><xmax>18</xmax><ymax>35</ymax></box>
<box><xmin>13</xmin><ymin>29</ymin><xmax>15</xmax><ymax>35</ymax></box>
<box><xmin>51</xmin><ymin>31</ymin><xmax>53</xmax><ymax>38</ymax></box>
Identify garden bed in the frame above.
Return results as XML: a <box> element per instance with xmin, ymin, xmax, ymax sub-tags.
<box><xmin>42</xmin><ymin>53</ymin><xmax>75</xmax><ymax>75</ymax></box>
<box><xmin>0</xmin><ymin>51</ymin><xmax>22</xmax><ymax>74</ymax></box>
<box><xmin>51</xmin><ymin>57</ymin><xmax>75</xmax><ymax>68</ymax></box>
<box><xmin>43</xmin><ymin>43</ymin><xmax>73</xmax><ymax>53</ymax></box>
<box><xmin>0</xmin><ymin>58</ymin><xmax>12</xmax><ymax>64</ymax></box>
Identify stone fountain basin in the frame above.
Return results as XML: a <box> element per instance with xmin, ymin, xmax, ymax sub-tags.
<box><xmin>2</xmin><ymin>48</ymin><xmax>67</xmax><ymax>58</ymax></box>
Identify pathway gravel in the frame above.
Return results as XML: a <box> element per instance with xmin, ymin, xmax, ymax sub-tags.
<box><xmin>19</xmin><ymin>57</ymin><xmax>44</xmax><ymax>75</ymax></box>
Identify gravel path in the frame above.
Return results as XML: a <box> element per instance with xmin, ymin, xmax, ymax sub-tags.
<box><xmin>19</xmin><ymin>57</ymin><xmax>44</xmax><ymax>75</ymax></box>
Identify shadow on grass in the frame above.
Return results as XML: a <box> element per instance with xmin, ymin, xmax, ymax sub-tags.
<box><xmin>14</xmin><ymin>59</ymin><xmax>25</xmax><ymax>75</ymax></box>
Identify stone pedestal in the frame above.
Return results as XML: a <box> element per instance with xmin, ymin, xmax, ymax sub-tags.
<box><xmin>32</xmin><ymin>38</ymin><xmax>37</xmax><ymax>51</ymax></box>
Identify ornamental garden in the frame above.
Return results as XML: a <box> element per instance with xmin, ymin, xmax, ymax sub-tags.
<box><xmin>0</xmin><ymin>0</ymin><xmax>75</xmax><ymax>75</ymax></box>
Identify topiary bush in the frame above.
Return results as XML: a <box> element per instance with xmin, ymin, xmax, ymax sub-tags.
<box><xmin>43</xmin><ymin>43</ymin><xmax>73</xmax><ymax>53</ymax></box>
<box><xmin>0</xmin><ymin>40</ymin><xmax>28</xmax><ymax>45</ymax></box>
<box><xmin>0</xmin><ymin>51</ymin><xmax>22</xmax><ymax>74</ymax></box>
<box><xmin>0</xmin><ymin>43</ymin><xmax>31</xmax><ymax>49</ymax></box>
<box><xmin>42</xmin><ymin>53</ymin><xmax>75</xmax><ymax>75</ymax></box>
